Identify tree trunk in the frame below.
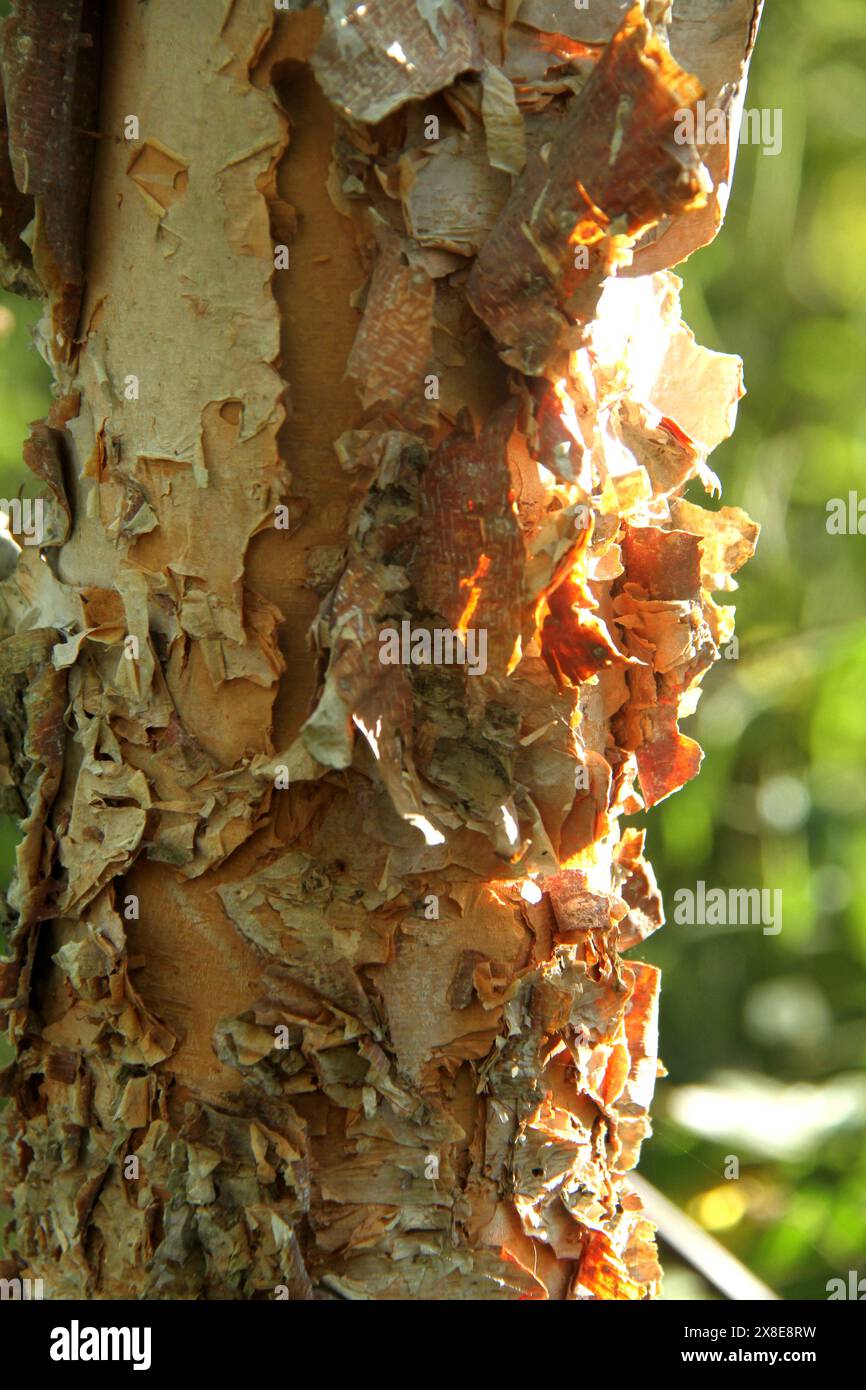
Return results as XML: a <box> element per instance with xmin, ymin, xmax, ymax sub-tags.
<box><xmin>0</xmin><ymin>0</ymin><xmax>761</xmax><ymax>1300</ymax></box>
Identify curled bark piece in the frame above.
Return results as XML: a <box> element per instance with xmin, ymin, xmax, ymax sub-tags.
<box><xmin>0</xmin><ymin>0</ymin><xmax>102</xmax><ymax>360</ymax></box>
<box><xmin>0</xmin><ymin>70</ymin><xmax>37</xmax><ymax>296</ymax></box>
<box><xmin>412</xmin><ymin>405</ymin><xmax>524</xmax><ymax>673</ymax></box>
<box><xmin>467</xmin><ymin>3</ymin><xmax>707</xmax><ymax>373</ymax></box>
<box><xmin>22</xmin><ymin>418</ymin><xmax>73</xmax><ymax>547</ymax></box>
<box><xmin>311</xmin><ymin>0</ymin><xmax>483</xmax><ymax>124</ymax></box>
<box><xmin>627</xmin><ymin>0</ymin><xmax>765</xmax><ymax>274</ymax></box>
<box><xmin>487</xmin><ymin>0</ymin><xmax>633</xmax><ymax>41</ymax></box>
<box><xmin>403</xmin><ymin>127</ymin><xmax>511</xmax><ymax>256</ymax></box>
<box><xmin>346</xmin><ymin>217</ymin><xmax>435</xmax><ymax>419</ymax></box>
<box><xmin>480</xmin><ymin>62</ymin><xmax>526</xmax><ymax>175</ymax></box>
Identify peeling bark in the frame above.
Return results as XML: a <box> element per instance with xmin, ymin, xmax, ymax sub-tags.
<box><xmin>0</xmin><ymin>0</ymin><xmax>760</xmax><ymax>1300</ymax></box>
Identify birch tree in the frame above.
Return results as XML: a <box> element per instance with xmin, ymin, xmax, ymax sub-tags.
<box><xmin>0</xmin><ymin>0</ymin><xmax>761</xmax><ymax>1300</ymax></box>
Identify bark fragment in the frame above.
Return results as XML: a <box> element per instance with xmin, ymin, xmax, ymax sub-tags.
<box><xmin>467</xmin><ymin>4</ymin><xmax>707</xmax><ymax>372</ymax></box>
<box><xmin>311</xmin><ymin>0</ymin><xmax>484</xmax><ymax>124</ymax></box>
<box><xmin>0</xmin><ymin>0</ymin><xmax>102</xmax><ymax>359</ymax></box>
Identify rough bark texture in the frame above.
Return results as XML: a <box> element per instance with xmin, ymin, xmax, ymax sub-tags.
<box><xmin>1</xmin><ymin>0</ymin><xmax>760</xmax><ymax>1300</ymax></box>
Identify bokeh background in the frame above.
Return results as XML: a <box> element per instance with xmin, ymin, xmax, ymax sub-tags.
<box><xmin>1</xmin><ymin>0</ymin><xmax>865</xmax><ymax>1299</ymax></box>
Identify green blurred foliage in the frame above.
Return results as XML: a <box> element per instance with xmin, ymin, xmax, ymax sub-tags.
<box><xmin>0</xmin><ymin>291</ymin><xmax>51</xmax><ymax>494</ymax></box>
<box><xmin>1</xmin><ymin>0</ymin><xmax>865</xmax><ymax>1300</ymax></box>
<box><xmin>640</xmin><ymin>0</ymin><xmax>866</xmax><ymax>1300</ymax></box>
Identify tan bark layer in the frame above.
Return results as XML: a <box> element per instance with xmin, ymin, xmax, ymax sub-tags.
<box><xmin>1</xmin><ymin>0</ymin><xmax>760</xmax><ymax>1299</ymax></box>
